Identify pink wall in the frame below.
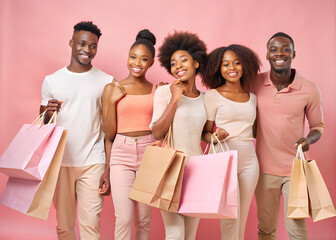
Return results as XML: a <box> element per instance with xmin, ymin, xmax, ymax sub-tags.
<box><xmin>1</xmin><ymin>0</ymin><xmax>335</xmax><ymax>239</ymax></box>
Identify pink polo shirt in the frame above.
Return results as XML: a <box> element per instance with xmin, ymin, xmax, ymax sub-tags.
<box><xmin>252</xmin><ymin>70</ymin><xmax>324</xmax><ymax>176</ymax></box>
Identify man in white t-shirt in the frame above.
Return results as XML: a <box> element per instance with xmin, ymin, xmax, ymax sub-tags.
<box><xmin>40</xmin><ymin>21</ymin><xmax>113</xmax><ymax>240</ymax></box>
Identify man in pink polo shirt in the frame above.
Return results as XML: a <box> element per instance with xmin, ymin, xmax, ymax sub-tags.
<box><xmin>252</xmin><ymin>32</ymin><xmax>324</xmax><ymax>240</ymax></box>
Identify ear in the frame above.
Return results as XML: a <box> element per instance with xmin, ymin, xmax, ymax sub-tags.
<box><xmin>194</xmin><ymin>60</ymin><xmax>199</xmax><ymax>69</ymax></box>
<box><xmin>266</xmin><ymin>52</ymin><xmax>269</xmax><ymax>61</ymax></box>
<box><xmin>292</xmin><ymin>50</ymin><xmax>296</xmax><ymax>59</ymax></box>
<box><xmin>149</xmin><ymin>59</ymin><xmax>155</xmax><ymax>68</ymax></box>
<box><xmin>69</xmin><ymin>39</ymin><xmax>73</xmax><ymax>48</ymax></box>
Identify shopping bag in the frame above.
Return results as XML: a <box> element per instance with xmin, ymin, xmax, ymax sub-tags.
<box><xmin>0</xmin><ymin>112</ymin><xmax>59</xmax><ymax>181</ymax></box>
<box><xmin>303</xmin><ymin>158</ymin><xmax>336</xmax><ymax>222</ymax></box>
<box><xmin>287</xmin><ymin>145</ymin><xmax>309</xmax><ymax>219</ymax></box>
<box><xmin>0</xmin><ymin>129</ymin><xmax>67</xmax><ymax>220</ymax></box>
<box><xmin>128</xmin><ymin>126</ymin><xmax>185</xmax><ymax>212</ymax></box>
<box><xmin>178</xmin><ymin>138</ymin><xmax>238</xmax><ymax>219</ymax></box>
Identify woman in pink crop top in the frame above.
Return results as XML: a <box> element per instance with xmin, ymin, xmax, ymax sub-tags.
<box><xmin>202</xmin><ymin>45</ymin><xmax>261</xmax><ymax>240</ymax></box>
<box><xmin>101</xmin><ymin>29</ymin><xmax>156</xmax><ymax>240</ymax></box>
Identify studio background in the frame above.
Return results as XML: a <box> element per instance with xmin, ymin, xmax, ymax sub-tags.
<box><xmin>0</xmin><ymin>0</ymin><xmax>335</xmax><ymax>239</ymax></box>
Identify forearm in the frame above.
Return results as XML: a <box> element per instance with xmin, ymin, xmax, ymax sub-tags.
<box><xmin>306</xmin><ymin>129</ymin><xmax>322</xmax><ymax>145</ymax></box>
<box><xmin>104</xmin><ymin>137</ymin><xmax>113</xmax><ymax>172</ymax></box>
<box><xmin>102</xmin><ymin>104</ymin><xmax>117</xmax><ymax>139</ymax></box>
<box><xmin>201</xmin><ymin>120</ymin><xmax>216</xmax><ymax>144</ymax></box>
<box><xmin>295</xmin><ymin>129</ymin><xmax>322</xmax><ymax>151</ymax></box>
<box><xmin>152</xmin><ymin>99</ymin><xmax>179</xmax><ymax>140</ymax></box>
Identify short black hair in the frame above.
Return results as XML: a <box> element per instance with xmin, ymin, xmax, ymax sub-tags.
<box><xmin>267</xmin><ymin>32</ymin><xmax>294</xmax><ymax>49</ymax></box>
<box><xmin>158</xmin><ymin>31</ymin><xmax>207</xmax><ymax>75</ymax></box>
<box><xmin>202</xmin><ymin>44</ymin><xmax>261</xmax><ymax>90</ymax></box>
<box><xmin>73</xmin><ymin>21</ymin><xmax>102</xmax><ymax>39</ymax></box>
<box><xmin>130</xmin><ymin>29</ymin><xmax>156</xmax><ymax>58</ymax></box>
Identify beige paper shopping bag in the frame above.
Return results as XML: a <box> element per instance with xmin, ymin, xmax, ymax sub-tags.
<box><xmin>27</xmin><ymin>130</ymin><xmax>67</xmax><ymax>219</ymax></box>
<box><xmin>303</xmin><ymin>159</ymin><xmax>336</xmax><ymax>222</ymax></box>
<box><xmin>128</xmin><ymin>145</ymin><xmax>185</xmax><ymax>212</ymax></box>
<box><xmin>287</xmin><ymin>145</ymin><xmax>309</xmax><ymax>219</ymax></box>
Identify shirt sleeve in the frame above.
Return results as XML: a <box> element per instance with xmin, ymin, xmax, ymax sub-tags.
<box><xmin>150</xmin><ymin>85</ymin><xmax>171</xmax><ymax>129</ymax></box>
<box><xmin>204</xmin><ymin>90</ymin><xmax>217</xmax><ymax>121</ymax></box>
<box><xmin>306</xmin><ymin>83</ymin><xmax>324</xmax><ymax>133</ymax></box>
<box><xmin>40</xmin><ymin>76</ymin><xmax>53</xmax><ymax>106</ymax></box>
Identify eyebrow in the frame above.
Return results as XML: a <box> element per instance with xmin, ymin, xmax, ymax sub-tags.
<box><xmin>130</xmin><ymin>52</ymin><xmax>149</xmax><ymax>57</ymax></box>
<box><xmin>171</xmin><ymin>55</ymin><xmax>188</xmax><ymax>62</ymax></box>
<box><xmin>80</xmin><ymin>40</ymin><xmax>97</xmax><ymax>45</ymax></box>
<box><xmin>269</xmin><ymin>44</ymin><xmax>290</xmax><ymax>48</ymax></box>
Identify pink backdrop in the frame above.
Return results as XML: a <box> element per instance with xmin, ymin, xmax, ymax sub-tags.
<box><xmin>0</xmin><ymin>0</ymin><xmax>335</xmax><ymax>239</ymax></box>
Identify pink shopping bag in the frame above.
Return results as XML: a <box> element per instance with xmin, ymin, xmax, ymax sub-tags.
<box><xmin>0</xmin><ymin>129</ymin><xmax>67</xmax><ymax>220</ymax></box>
<box><xmin>0</xmin><ymin>113</ymin><xmax>60</xmax><ymax>181</ymax></box>
<box><xmin>178</xmin><ymin>139</ymin><xmax>238</xmax><ymax>219</ymax></box>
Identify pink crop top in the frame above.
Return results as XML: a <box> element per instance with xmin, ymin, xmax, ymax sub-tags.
<box><xmin>116</xmin><ymin>84</ymin><xmax>155</xmax><ymax>133</ymax></box>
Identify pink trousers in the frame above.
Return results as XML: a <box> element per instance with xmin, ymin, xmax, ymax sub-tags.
<box><xmin>110</xmin><ymin>134</ymin><xmax>155</xmax><ymax>240</ymax></box>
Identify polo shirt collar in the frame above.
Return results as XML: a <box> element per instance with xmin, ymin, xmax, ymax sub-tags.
<box><xmin>264</xmin><ymin>69</ymin><xmax>302</xmax><ymax>90</ymax></box>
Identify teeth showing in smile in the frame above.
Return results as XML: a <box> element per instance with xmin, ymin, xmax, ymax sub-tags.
<box><xmin>228</xmin><ymin>72</ymin><xmax>238</xmax><ymax>77</ymax></box>
<box><xmin>81</xmin><ymin>55</ymin><xmax>90</xmax><ymax>59</ymax></box>
<box><xmin>275</xmin><ymin>60</ymin><xmax>285</xmax><ymax>64</ymax></box>
<box><xmin>177</xmin><ymin>70</ymin><xmax>186</xmax><ymax>77</ymax></box>
<box><xmin>132</xmin><ymin>67</ymin><xmax>141</xmax><ymax>73</ymax></box>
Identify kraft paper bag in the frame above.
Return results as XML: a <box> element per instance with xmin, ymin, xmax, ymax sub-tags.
<box><xmin>0</xmin><ymin>129</ymin><xmax>67</xmax><ymax>220</ymax></box>
<box><xmin>303</xmin><ymin>159</ymin><xmax>336</xmax><ymax>222</ymax></box>
<box><xmin>0</xmin><ymin>112</ymin><xmax>59</xmax><ymax>181</ymax></box>
<box><xmin>287</xmin><ymin>145</ymin><xmax>309</xmax><ymax>219</ymax></box>
<box><xmin>128</xmin><ymin>145</ymin><xmax>185</xmax><ymax>212</ymax></box>
<box><xmin>178</xmin><ymin>139</ymin><xmax>238</xmax><ymax>219</ymax></box>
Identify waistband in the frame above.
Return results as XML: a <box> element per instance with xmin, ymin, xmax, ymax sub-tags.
<box><xmin>225</xmin><ymin>140</ymin><xmax>255</xmax><ymax>146</ymax></box>
<box><xmin>114</xmin><ymin>133</ymin><xmax>154</xmax><ymax>144</ymax></box>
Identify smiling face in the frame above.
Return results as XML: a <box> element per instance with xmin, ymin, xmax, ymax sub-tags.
<box><xmin>267</xmin><ymin>36</ymin><xmax>295</xmax><ymax>73</ymax></box>
<box><xmin>69</xmin><ymin>30</ymin><xmax>98</xmax><ymax>67</ymax></box>
<box><xmin>220</xmin><ymin>50</ymin><xmax>243</xmax><ymax>84</ymax></box>
<box><xmin>127</xmin><ymin>44</ymin><xmax>154</xmax><ymax>78</ymax></box>
<box><xmin>170</xmin><ymin>50</ymin><xmax>199</xmax><ymax>82</ymax></box>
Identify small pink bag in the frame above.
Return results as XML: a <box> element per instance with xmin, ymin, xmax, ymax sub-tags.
<box><xmin>178</xmin><ymin>138</ymin><xmax>238</xmax><ymax>219</ymax></box>
<box><xmin>0</xmin><ymin>112</ymin><xmax>61</xmax><ymax>181</ymax></box>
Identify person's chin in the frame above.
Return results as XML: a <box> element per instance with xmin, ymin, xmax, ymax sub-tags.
<box><xmin>272</xmin><ymin>66</ymin><xmax>289</xmax><ymax>74</ymax></box>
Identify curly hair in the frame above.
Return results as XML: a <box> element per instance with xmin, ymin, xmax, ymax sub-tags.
<box><xmin>202</xmin><ymin>44</ymin><xmax>261</xmax><ymax>90</ymax></box>
<box><xmin>74</xmin><ymin>21</ymin><xmax>102</xmax><ymax>39</ymax></box>
<box><xmin>267</xmin><ymin>32</ymin><xmax>294</xmax><ymax>50</ymax></box>
<box><xmin>158</xmin><ymin>31</ymin><xmax>207</xmax><ymax>75</ymax></box>
<box><xmin>130</xmin><ymin>29</ymin><xmax>156</xmax><ymax>58</ymax></box>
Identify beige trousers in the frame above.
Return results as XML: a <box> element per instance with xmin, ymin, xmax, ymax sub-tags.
<box><xmin>219</xmin><ymin>141</ymin><xmax>259</xmax><ymax>240</ymax></box>
<box><xmin>53</xmin><ymin>164</ymin><xmax>105</xmax><ymax>240</ymax></box>
<box><xmin>255</xmin><ymin>174</ymin><xmax>308</xmax><ymax>240</ymax></box>
<box><xmin>161</xmin><ymin>211</ymin><xmax>199</xmax><ymax>240</ymax></box>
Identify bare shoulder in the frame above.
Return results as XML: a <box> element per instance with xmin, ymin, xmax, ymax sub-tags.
<box><xmin>103</xmin><ymin>82</ymin><xmax>116</xmax><ymax>95</ymax></box>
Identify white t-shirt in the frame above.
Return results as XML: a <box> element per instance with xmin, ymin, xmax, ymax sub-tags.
<box><xmin>204</xmin><ymin>89</ymin><xmax>256</xmax><ymax>142</ymax></box>
<box><xmin>150</xmin><ymin>84</ymin><xmax>206</xmax><ymax>157</ymax></box>
<box><xmin>41</xmin><ymin>66</ymin><xmax>113</xmax><ymax>167</ymax></box>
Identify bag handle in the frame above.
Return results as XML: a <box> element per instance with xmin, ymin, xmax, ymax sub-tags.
<box><xmin>160</xmin><ymin>125</ymin><xmax>173</xmax><ymax>148</ymax></box>
<box><xmin>31</xmin><ymin>110</ymin><xmax>57</xmax><ymax>127</ymax></box>
<box><xmin>204</xmin><ymin>134</ymin><xmax>230</xmax><ymax>154</ymax></box>
<box><xmin>296</xmin><ymin>144</ymin><xmax>306</xmax><ymax>161</ymax></box>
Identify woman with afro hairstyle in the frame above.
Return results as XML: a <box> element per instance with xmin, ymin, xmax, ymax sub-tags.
<box><xmin>102</xmin><ymin>29</ymin><xmax>157</xmax><ymax>240</ymax></box>
<box><xmin>150</xmin><ymin>31</ymin><xmax>207</xmax><ymax>240</ymax></box>
<box><xmin>202</xmin><ymin>44</ymin><xmax>261</xmax><ymax>240</ymax></box>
